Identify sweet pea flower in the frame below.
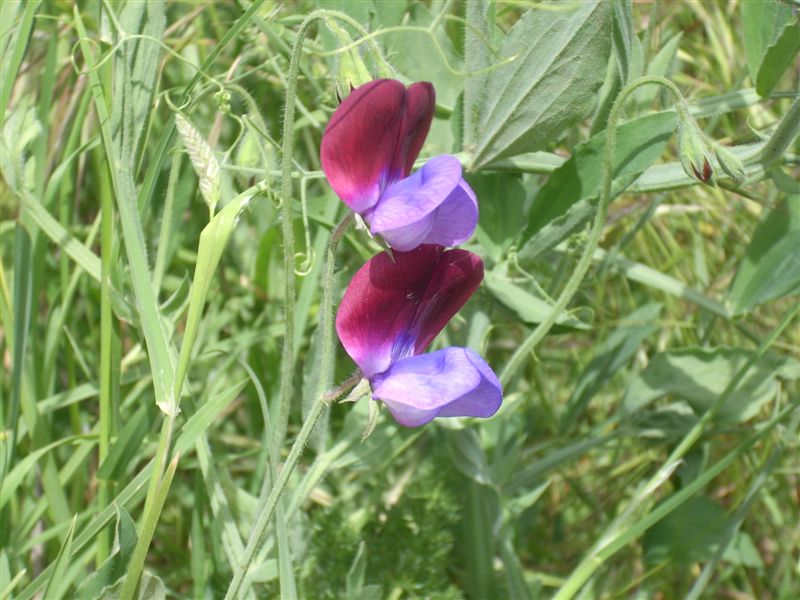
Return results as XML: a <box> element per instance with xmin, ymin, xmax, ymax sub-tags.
<box><xmin>336</xmin><ymin>245</ymin><xmax>502</xmax><ymax>427</ymax></box>
<box><xmin>321</xmin><ymin>79</ymin><xmax>478</xmax><ymax>252</ymax></box>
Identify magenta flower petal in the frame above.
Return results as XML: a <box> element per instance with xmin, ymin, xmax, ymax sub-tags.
<box><xmin>335</xmin><ymin>246</ymin><xmax>483</xmax><ymax>377</ymax></box>
<box><xmin>321</xmin><ymin>79</ymin><xmax>435</xmax><ymax>214</ymax></box>
<box><xmin>411</xmin><ymin>248</ymin><xmax>483</xmax><ymax>354</ymax></box>
<box><xmin>368</xmin><ymin>156</ymin><xmax>463</xmax><ymax>251</ymax></box>
<box><xmin>371</xmin><ymin>347</ymin><xmax>503</xmax><ymax>427</ymax></box>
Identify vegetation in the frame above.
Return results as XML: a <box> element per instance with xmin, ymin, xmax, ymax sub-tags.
<box><xmin>1</xmin><ymin>1</ymin><xmax>798</xmax><ymax>598</ymax></box>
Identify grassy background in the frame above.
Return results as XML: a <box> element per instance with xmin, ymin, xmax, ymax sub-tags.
<box><xmin>1</xmin><ymin>1</ymin><xmax>798</xmax><ymax>598</ymax></box>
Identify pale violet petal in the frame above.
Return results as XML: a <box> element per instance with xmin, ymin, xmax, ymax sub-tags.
<box><xmin>368</xmin><ymin>155</ymin><xmax>463</xmax><ymax>250</ymax></box>
<box><xmin>421</xmin><ymin>178</ymin><xmax>478</xmax><ymax>247</ymax></box>
<box><xmin>371</xmin><ymin>347</ymin><xmax>502</xmax><ymax>427</ymax></box>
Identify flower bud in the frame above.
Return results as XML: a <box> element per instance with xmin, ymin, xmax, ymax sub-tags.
<box><xmin>324</xmin><ymin>18</ymin><xmax>372</xmax><ymax>102</ymax></box>
<box><xmin>677</xmin><ymin>117</ymin><xmax>714</xmax><ymax>185</ymax></box>
<box><xmin>713</xmin><ymin>144</ymin><xmax>746</xmax><ymax>183</ymax></box>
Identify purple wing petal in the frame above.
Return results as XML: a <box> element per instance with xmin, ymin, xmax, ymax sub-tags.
<box><xmin>411</xmin><ymin>249</ymin><xmax>484</xmax><ymax>354</ymax></box>
<box><xmin>371</xmin><ymin>347</ymin><xmax>503</xmax><ymax>427</ymax></box>
<box><xmin>420</xmin><ymin>178</ymin><xmax>478</xmax><ymax>248</ymax></box>
<box><xmin>335</xmin><ymin>245</ymin><xmax>442</xmax><ymax>377</ymax></box>
<box><xmin>368</xmin><ymin>155</ymin><xmax>463</xmax><ymax>251</ymax></box>
<box><xmin>321</xmin><ymin>80</ymin><xmax>434</xmax><ymax>214</ymax></box>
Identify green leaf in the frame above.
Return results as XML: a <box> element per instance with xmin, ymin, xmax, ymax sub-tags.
<box><xmin>742</xmin><ymin>0</ymin><xmax>798</xmax><ymax>96</ymax></box>
<box><xmin>460</xmin><ymin>481</ymin><xmax>501</xmax><ymax>598</ymax></box>
<box><xmin>469</xmin><ymin>0</ymin><xmax>613</xmax><ymax>168</ymax></box>
<box><xmin>75</xmin><ymin>508</ymin><xmax>138</xmax><ymax>600</ymax></box>
<box><xmin>97</xmin><ymin>405</ymin><xmax>153</xmax><ymax>481</ymax></box>
<box><xmin>445</xmin><ymin>429</ymin><xmax>494</xmax><ymax>486</ymax></box>
<box><xmin>622</xmin><ymin>347</ymin><xmax>789</xmax><ymax>424</ymax></box>
<box><xmin>0</xmin><ymin>436</ymin><xmax>85</xmax><ymax>510</ymax></box>
<box><xmin>92</xmin><ymin>570</ymin><xmax>166</xmax><ymax>600</ymax></box>
<box><xmin>345</xmin><ymin>542</ymin><xmax>368</xmax><ymax>600</ymax></box>
<box><xmin>756</xmin><ymin>21</ymin><xmax>800</xmax><ymax>97</ymax></box>
<box><xmin>635</xmin><ymin>32</ymin><xmax>682</xmax><ymax>110</ymax></box>
<box><xmin>468</xmin><ymin>172</ymin><xmax>526</xmax><ymax>263</ymax></box>
<box><xmin>729</xmin><ymin>196</ymin><xmax>800</xmax><ymax>313</ymax></box>
<box><xmin>42</xmin><ymin>515</ymin><xmax>77</xmax><ymax>600</ymax></box>
<box><xmin>559</xmin><ymin>303</ymin><xmax>662</xmax><ymax>433</ymax></box>
<box><xmin>611</xmin><ymin>0</ymin><xmax>633</xmax><ymax>84</ymax></box>
<box><xmin>593</xmin><ymin>247</ymin><xmax>731</xmax><ymax>318</ymax></box>
<box><xmin>173</xmin><ymin>193</ymin><xmax>253</xmax><ymax>412</ymax></box>
<box><xmin>111</xmin><ymin>0</ymin><xmax>165</xmax><ymax>165</ymax></box>
<box><xmin>518</xmin><ymin>111</ymin><xmax>677</xmax><ymax>261</ymax></box>
<box><xmin>484</xmin><ymin>270</ymin><xmax>590</xmax><ymax>330</ymax></box>
<box><xmin>644</xmin><ymin>496</ymin><xmax>730</xmax><ymax>565</ymax></box>
<box><xmin>463</xmin><ymin>0</ymin><xmax>496</xmax><ymax>152</ymax></box>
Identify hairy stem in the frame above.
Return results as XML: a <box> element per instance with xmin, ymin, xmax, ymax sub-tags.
<box><xmin>226</xmin><ymin>211</ymin><xmax>353</xmax><ymax>599</ymax></box>
<box><xmin>499</xmin><ymin>76</ymin><xmax>688</xmax><ymax>388</ymax></box>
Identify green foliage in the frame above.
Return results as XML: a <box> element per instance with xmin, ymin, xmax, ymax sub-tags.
<box><xmin>1</xmin><ymin>2</ymin><xmax>798</xmax><ymax>599</ymax></box>
<box><xmin>466</xmin><ymin>1</ymin><xmax>613</xmax><ymax>168</ymax></box>
<box><xmin>306</xmin><ymin>459</ymin><xmax>463</xmax><ymax>599</ymax></box>
<box><xmin>623</xmin><ymin>347</ymin><xmax>799</xmax><ymax>424</ymax></box>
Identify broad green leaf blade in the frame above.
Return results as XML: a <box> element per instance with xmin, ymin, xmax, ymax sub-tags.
<box><xmin>635</xmin><ymin>32</ymin><xmax>682</xmax><ymax>110</ymax></box>
<box><xmin>468</xmin><ymin>172</ymin><xmax>526</xmax><ymax>263</ymax></box>
<box><xmin>518</xmin><ymin>111</ymin><xmax>678</xmax><ymax>261</ymax></box>
<box><xmin>484</xmin><ymin>271</ymin><xmax>590</xmax><ymax>330</ymax></box>
<box><xmin>75</xmin><ymin>507</ymin><xmax>138</xmax><ymax>600</ymax></box>
<box><xmin>741</xmin><ymin>0</ymin><xmax>796</xmax><ymax>95</ymax></box>
<box><xmin>463</xmin><ymin>0</ymin><xmax>496</xmax><ymax>152</ymax></box>
<box><xmin>559</xmin><ymin>303</ymin><xmax>662</xmax><ymax>433</ymax></box>
<box><xmin>622</xmin><ymin>347</ymin><xmax>790</xmax><ymax>424</ymax></box>
<box><xmin>729</xmin><ymin>196</ymin><xmax>800</xmax><ymax>313</ymax></box>
<box><xmin>643</xmin><ymin>495</ymin><xmax>730</xmax><ymax>565</ymax></box>
<box><xmin>445</xmin><ymin>429</ymin><xmax>494</xmax><ymax>486</ymax></box>
<box><xmin>756</xmin><ymin>22</ymin><xmax>800</xmax><ymax>97</ymax></box>
<box><xmin>111</xmin><ymin>0</ymin><xmax>165</xmax><ymax>166</ymax></box>
<box><xmin>470</xmin><ymin>0</ymin><xmax>613</xmax><ymax>169</ymax></box>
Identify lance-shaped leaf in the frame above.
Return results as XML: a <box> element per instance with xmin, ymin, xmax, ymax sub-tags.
<box><xmin>468</xmin><ymin>0</ymin><xmax>613</xmax><ymax>169</ymax></box>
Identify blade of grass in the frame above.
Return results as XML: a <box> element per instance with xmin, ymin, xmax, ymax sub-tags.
<box><xmin>119</xmin><ymin>454</ymin><xmax>179</xmax><ymax>600</ymax></box>
<box><xmin>97</xmin><ymin>125</ymin><xmax>117</xmax><ymax>565</ymax></box>
<box><xmin>0</xmin><ymin>0</ymin><xmax>42</xmax><ymax>122</ymax></box>
<box><xmin>41</xmin><ymin>515</ymin><xmax>77</xmax><ymax>600</ymax></box>
<box><xmin>0</xmin><ymin>225</ymin><xmax>33</xmax><ymax>543</ymax></box>
<box><xmin>17</xmin><ymin>189</ymin><xmax>102</xmax><ymax>283</ymax></box>
<box><xmin>16</xmin><ymin>380</ymin><xmax>243</xmax><ymax>600</ymax></box>
<box><xmin>685</xmin><ymin>441</ymin><xmax>787</xmax><ymax>600</ymax></box>
<box><xmin>235</xmin><ymin>358</ymin><xmax>297</xmax><ymax>599</ymax></box>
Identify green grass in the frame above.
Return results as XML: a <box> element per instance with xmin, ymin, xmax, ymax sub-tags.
<box><xmin>1</xmin><ymin>1</ymin><xmax>798</xmax><ymax>599</ymax></box>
